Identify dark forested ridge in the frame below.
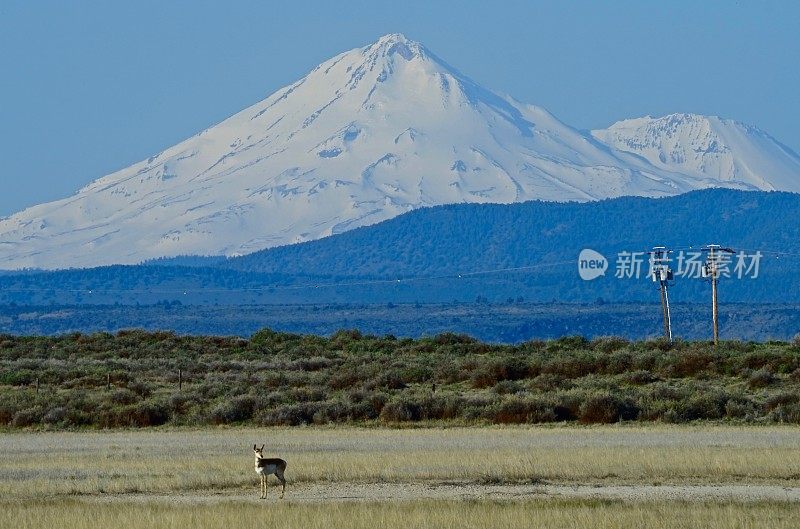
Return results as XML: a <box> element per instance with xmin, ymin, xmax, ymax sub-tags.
<box><xmin>224</xmin><ymin>189</ymin><xmax>800</xmax><ymax>278</ymax></box>
<box><xmin>1</xmin><ymin>189</ymin><xmax>799</xmax><ymax>309</ymax></box>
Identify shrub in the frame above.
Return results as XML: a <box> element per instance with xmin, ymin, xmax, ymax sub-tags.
<box><xmin>748</xmin><ymin>368</ymin><xmax>777</xmax><ymax>388</ymax></box>
<box><xmin>636</xmin><ymin>395</ymin><xmax>672</xmax><ymax>421</ymax></box>
<box><xmin>724</xmin><ymin>398</ymin><xmax>757</xmax><ymax>419</ymax></box>
<box><xmin>95</xmin><ymin>401</ymin><xmax>170</xmax><ymax>428</ymax></box>
<box><xmin>126</xmin><ymin>381</ymin><xmax>153</xmax><ymax>398</ymax></box>
<box><xmin>297</xmin><ymin>357</ymin><xmax>334</xmax><ymax>371</ymax></box>
<box><xmin>368</xmin><ymin>392</ymin><xmax>388</xmax><ymax>415</ymax></box>
<box><xmin>677</xmin><ymin>392</ymin><xmax>727</xmax><ymax>421</ymax></box>
<box><xmin>432</xmin><ymin>333</ymin><xmax>476</xmax><ymax>346</ymax></box>
<box><xmin>43</xmin><ymin>406</ymin><xmax>67</xmax><ymax>425</ymax></box>
<box><xmin>765</xmin><ymin>392</ymin><xmax>799</xmax><ymax>411</ymax></box>
<box><xmin>310</xmin><ymin>399</ymin><xmax>384</xmax><ymax>423</ymax></box>
<box><xmin>578</xmin><ymin>393</ymin><xmax>638</xmax><ymax>424</ymax></box>
<box><xmin>549</xmin><ymin>336</ymin><xmax>589</xmax><ymax>351</ymax></box>
<box><xmin>12</xmin><ymin>407</ymin><xmax>43</xmax><ymax>427</ymax></box>
<box><xmin>328</xmin><ymin>366</ymin><xmax>364</xmax><ymax>390</ymax></box>
<box><xmin>552</xmin><ymin>394</ymin><xmax>582</xmax><ymax>421</ymax></box>
<box><xmin>591</xmin><ymin>336</ymin><xmax>629</xmax><ymax>354</ymax></box>
<box><xmin>257</xmin><ymin>403</ymin><xmax>320</xmax><ymax>426</ymax></box>
<box><xmin>168</xmin><ymin>392</ymin><xmax>193</xmax><ymax>414</ymax></box>
<box><xmin>606</xmin><ymin>351</ymin><xmax>634</xmax><ymax>374</ymax></box>
<box><xmin>416</xmin><ymin>395</ymin><xmax>463</xmax><ymax>420</ymax></box>
<box><xmin>518</xmin><ymin>339</ymin><xmax>547</xmax><ymax>354</ymax></box>
<box><xmin>470</xmin><ymin>363</ymin><xmax>502</xmax><ymax>389</ymax></box>
<box><xmin>110</xmin><ymin>388</ymin><xmax>139</xmax><ymax>405</ymax></box>
<box><xmin>0</xmin><ymin>403</ymin><xmax>15</xmax><ymax>425</ymax></box>
<box><xmin>364</xmin><ymin>370</ymin><xmax>407</xmax><ymax>390</ymax></box>
<box><xmin>737</xmin><ymin>351</ymin><xmax>772</xmax><ymax>371</ymax></box>
<box><xmin>209</xmin><ymin>395</ymin><xmax>256</xmax><ymax>424</ymax></box>
<box><xmin>250</xmin><ymin>328</ymin><xmax>278</xmax><ymax>347</ymax></box>
<box><xmin>287</xmin><ymin>387</ymin><xmax>327</xmax><ymax>403</ymax></box>
<box><xmin>128</xmin><ymin>401</ymin><xmax>170</xmax><ymax>427</ymax></box>
<box><xmin>0</xmin><ymin>369</ymin><xmax>35</xmax><ymax>386</ymax></box>
<box><xmin>768</xmin><ymin>402</ymin><xmax>800</xmax><ymax>423</ymax></box>
<box><xmin>623</xmin><ymin>370</ymin><xmax>659</xmax><ymax>385</ymax></box>
<box><xmin>379</xmin><ymin>398</ymin><xmax>421</xmax><ymax>422</ymax></box>
<box><xmin>490</xmin><ymin>396</ymin><xmax>556</xmax><ymax>424</ymax></box>
<box><xmin>433</xmin><ymin>359</ymin><xmax>461</xmax><ymax>384</ymax></box>
<box><xmin>669</xmin><ymin>349</ymin><xmax>716</xmax><ymax>377</ymax></box>
<box><xmin>644</xmin><ymin>337</ymin><xmax>675</xmax><ymax>352</ymax></box>
<box><xmin>312</xmin><ymin>401</ymin><xmax>351</xmax><ymax>424</ymax></box>
<box><xmin>542</xmin><ymin>352</ymin><xmax>599</xmax><ymax>379</ymax></box>
<box><xmin>531</xmin><ymin>373</ymin><xmax>569</xmax><ymax>391</ymax></box>
<box><xmin>329</xmin><ymin>329</ymin><xmax>363</xmax><ymax>348</ymax></box>
<box><xmin>399</xmin><ymin>365</ymin><xmax>433</xmax><ymax>384</ymax></box>
<box><xmin>62</xmin><ymin>408</ymin><xmax>91</xmax><ymax>426</ymax></box>
<box><xmin>492</xmin><ymin>380</ymin><xmax>522</xmax><ymax>395</ymax></box>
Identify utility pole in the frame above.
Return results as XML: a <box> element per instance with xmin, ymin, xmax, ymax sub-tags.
<box><xmin>702</xmin><ymin>244</ymin><xmax>734</xmax><ymax>346</ymax></box>
<box><xmin>649</xmin><ymin>247</ymin><xmax>674</xmax><ymax>341</ymax></box>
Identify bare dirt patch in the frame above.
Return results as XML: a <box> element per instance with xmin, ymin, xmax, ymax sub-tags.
<box><xmin>79</xmin><ymin>481</ymin><xmax>800</xmax><ymax>505</ymax></box>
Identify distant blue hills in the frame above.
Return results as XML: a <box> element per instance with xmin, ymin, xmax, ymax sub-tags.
<box><xmin>2</xmin><ymin>188</ymin><xmax>800</xmax><ymax>306</ymax></box>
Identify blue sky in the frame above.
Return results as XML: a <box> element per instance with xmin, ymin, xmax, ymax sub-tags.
<box><xmin>1</xmin><ymin>0</ymin><xmax>798</xmax><ymax>215</ymax></box>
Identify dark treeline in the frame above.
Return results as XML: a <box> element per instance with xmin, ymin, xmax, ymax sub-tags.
<box><xmin>2</xmin><ymin>302</ymin><xmax>800</xmax><ymax>341</ymax></box>
<box><xmin>2</xmin><ymin>330</ymin><xmax>800</xmax><ymax>429</ymax></box>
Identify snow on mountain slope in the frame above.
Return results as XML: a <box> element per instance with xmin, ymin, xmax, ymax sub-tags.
<box><xmin>1</xmin><ymin>34</ymin><xmax>798</xmax><ymax>269</ymax></box>
<box><xmin>592</xmin><ymin>114</ymin><xmax>800</xmax><ymax>192</ymax></box>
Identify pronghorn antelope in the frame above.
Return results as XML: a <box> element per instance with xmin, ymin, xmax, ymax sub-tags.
<box><xmin>253</xmin><ymin>444</ymin><xmax>287</xmax><ymax>499</ymax></box>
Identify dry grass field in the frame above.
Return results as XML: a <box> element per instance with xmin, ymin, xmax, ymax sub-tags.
<box><xmin>2</xmin><ymin>425</ymin><xmax>800</xmax><ymax>528</ymax></box>
<box><xmin>5</xmin><ymin>499</ymin><xmax>800</xmax><ymax>529</ymax></box>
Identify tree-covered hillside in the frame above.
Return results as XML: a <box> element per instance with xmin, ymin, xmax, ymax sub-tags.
<box><xmin>2</xmin><ymin>189</ymin><xmax>799</xmax><ymax>305</ymax></box>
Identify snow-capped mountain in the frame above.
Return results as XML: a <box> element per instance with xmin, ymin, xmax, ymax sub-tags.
<box><xmin>1</xmin><ymin>34</ymin><xmax>799</xmax><ymax>269</ymax></box>
<box><xmin>592</xmin><ymin>114</ymin><xmax>800</xmax><ymax>191</ymax></box>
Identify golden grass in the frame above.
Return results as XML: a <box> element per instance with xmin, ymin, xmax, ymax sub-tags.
<box><xmin>4</xmin><ymin>498</ymin><xmax>800</xmax><ymax>529</ymax></box>
<box><xmin>2</xmin><ymin>425</ymin><xmax>800</xmax><ymax>499</ymax></box>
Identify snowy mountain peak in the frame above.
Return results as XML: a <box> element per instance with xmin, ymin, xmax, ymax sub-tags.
<box><xmin>371</xmin><ymin>32</ymin><xmax>425</xmax><ymax>57</ymax></box>
<box><xmin>1</xmin><ymin>36</ymin><xmax>799</xmax><ymax>270</ymax></box>
<box><xmin>592</xmin><ymin>113</ymin><xmax>800</xmax><ymax>190</ymax></box>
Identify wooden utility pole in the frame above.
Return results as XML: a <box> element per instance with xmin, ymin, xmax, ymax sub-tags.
<box><xmin>178</xmin><ymin>369</ymin><xmax>182</xmax><ymax>391</ymax></box>
<box><xmin>711</xmin><ymin>262</ymin><xmax>719</xmax><ymax>345</ymax></box>
<box><xmin>650</xmin><ymin>247</ymin><xmax>673</xmax><ymax>341</ymax></box>
<box><xmin>703</xmin><ymin>245</ymin><xmax>734</xmax><ymax>346</ymax></box>
<box><xmin>659</xmin><ymin>283</ymin><xmax>670</xmax><ymax>339</ymax></box>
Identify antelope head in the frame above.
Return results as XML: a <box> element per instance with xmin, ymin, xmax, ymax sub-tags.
<box><xmin>253</xmin><ymin>444</ymin><xmax>265</xmax><ymax>459</ymax></box>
